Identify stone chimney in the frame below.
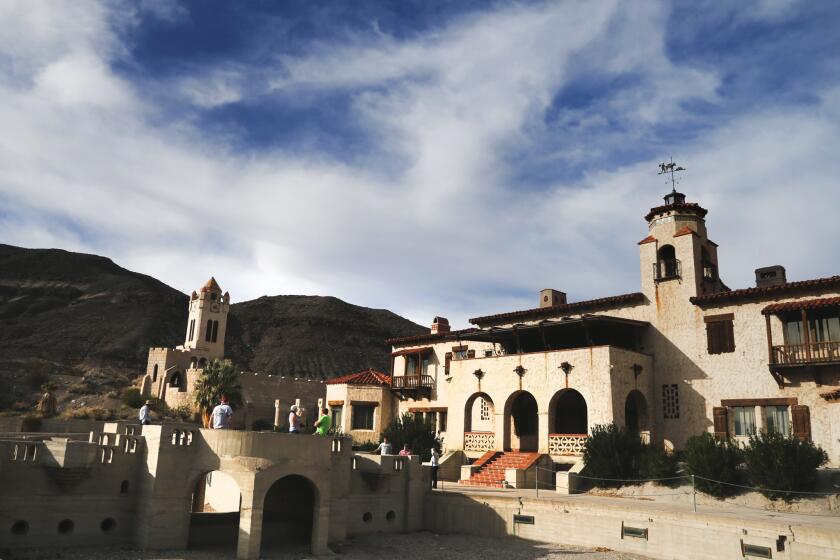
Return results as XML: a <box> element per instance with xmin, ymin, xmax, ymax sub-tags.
<box><xmin>755</xmin><ymin>266</ymin><xmax>786</xmax><ymax>288</ymax></box>
<box><xmin>539</xmin><ymin>289</ymin><xmax>567</xmax><ymax>308</ymax></box>
<box><xmin>431</xmin><ymin>316</ymin><xmax>451</xmax><ymax>334</ymax></box>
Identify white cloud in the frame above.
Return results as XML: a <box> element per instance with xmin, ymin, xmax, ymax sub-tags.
<box><xmin>0</xmin><ymin>0</ymin><xmax>838</xmax><ymax>331</ymax></box>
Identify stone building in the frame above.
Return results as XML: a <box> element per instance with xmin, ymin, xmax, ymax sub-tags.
<box><xmin>325</xmin><ymin>369</ymin><xmax>396</xmax><ymax>444</ymax></box>
<box><xmin>382</xmin><ymin>188</ymin><xmax>840</xmax><ymax>482</ymax></box>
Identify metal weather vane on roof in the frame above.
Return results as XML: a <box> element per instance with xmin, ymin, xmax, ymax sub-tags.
<box><xmin>657</xmin><ymin>157</ymin><xmax>686</xmax><ymax>192</ymax></box>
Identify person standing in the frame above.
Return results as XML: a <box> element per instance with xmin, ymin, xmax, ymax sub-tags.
<box><xmin>211</xmin><ymin>396</ymin><xmax>233</xmax><ymax>429</ymax></box>
<box><xmin>430</xmin><ymin>447</ymin><xmax>440</xmax><ymax>489</ymax></box>
<box><xmin>289</xmin><ymin>405</ymin><xmax>301</xmax><ymax>433</ymax></box>
<box><xmin>399</xmin><ymin>443</ymin><xmax>412</xmax><ymax>456</ymax></box>
<box><xmin>314</xmin><ymin>408</ymin><xmax>331</xmax><ymax>436</ymax></box>
<box><xmin>139</xmin><ymin>400</ymin><xmax>152</xmax><ymax>425</ymax></box>
<box><xmin>371</xmin><ymin>436</ymin><xmax>393</xmax><ymax>455</ymax></box>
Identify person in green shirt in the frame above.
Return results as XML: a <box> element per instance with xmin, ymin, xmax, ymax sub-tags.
<box><xmin>314</xmin><ymin>408</ymin><xmax>331</xmax><ymax>436</ymax></box>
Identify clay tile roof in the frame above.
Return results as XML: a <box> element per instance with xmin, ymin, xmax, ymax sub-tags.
<box><xmin>201</xmin><ymin>277</ymin><xmax>222</xmax><ymax>292</ymax></box>
<box><xmin>821</xmin><ymin>389</ymin><xmax>840</xmax><ymax>402</ymax></box>
<box><xmin>385</xmin><ymin>328</ymin><xmax>480</xmax><ymax>346</ymax></box>
<box><xmin>673</xmin><ymin>227</ymin><xmax>697</xmax><ymax>238</ymax></box>
<box><xmin>325</xmin><ymin>368</ymin><xmax>391</xmax><ymax>386</ymax></box>
<box><xmin>391</xmin><ymin>346</ymin><xmax>433</xmax><ymax>357</ymax></box>
<box><xmin>644</xmin><ymin>202</ymin><xmax>707</xmax><ymax>223</ymax></box>
<box><xmin>638</xmin><ymin>235</ymin><xmax>657</xmax><ymax>245</ymax></box>
<box><xmin>761</xmin><ymin>296</ymin><xmax>840</xmax><ymax>315</ymax></box>
<box><xmin>468</xmin><ymin>292</ymin><xmax>646</xmax><ymax>326</ymax></box>
<box><xmin>691</xmin><ymin>275</ymin><xmax>840</xmax><ymax>307</ymax></box>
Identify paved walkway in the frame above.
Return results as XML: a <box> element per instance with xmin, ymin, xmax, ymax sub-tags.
<box><xmin>436</xmin><ymin>482</ymin><xmax>840</xmax><ymax>532</ymax></box>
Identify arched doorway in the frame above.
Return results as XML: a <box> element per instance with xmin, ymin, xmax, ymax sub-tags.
<box><xmin>464</xmin><ymin>392</ymin><xmax>495</xmax><ymax>452</ymax></box>
<box><xmin>625</xmin><ymin>390</ymin><xmax>649</xmax><ymax>432</ymax></box>
<box><xmin>549</xmin><ymin>389</ymin><xmax>588</xmax><ymax>434</ymax></box>
<box><xmin>188</xmin><ymin>470</ymin><xmax>241</xmax><ymax>551</ymax></box>
<box><xmin>504</xmin><ymin>391</ymin><xmax>538</xmax><ymax>452</ymax></box>
<box><xmin>140</xmin><ymin>375</ymin><xmax>151</xmax><ymax>397</ymax></box>
<box><xmin>262</xmin><ymin>474</ymin><xmax>316</xmax><ymax>554</ymax></box>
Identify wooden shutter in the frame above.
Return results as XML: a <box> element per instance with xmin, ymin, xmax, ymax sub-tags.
<box><xmin>444</xmin><ymin>352</ymin><xmax>452</xmax><ymax>376</ymax></box>
<box><xmin>724</xmin><ymin>320</ymin><xmax>735</xmax><ymax>352</ymax></box>
<box><xmin>712</xmin><ymin>406</ymin><xmax>728</xmax><ymax>439</ymax></box>
<box><xmin>791</xmin><ymin>405</ymin><xmax>811</xmax><ymax>442</ymax></box>
<box><xmin>467</xmin><ymin>349</ymin><xmax>476</xmax><ymax>359</ymax></box>
<box><xmin>707</xmin><ymin>323</ymin><xmax>720</xmax><ymax>354</ymax></box>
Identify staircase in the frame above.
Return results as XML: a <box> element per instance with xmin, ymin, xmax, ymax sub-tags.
<box><xmin>459</xmin><ymin>451</ymin><xmax>541</xmax><ymax>488</ymax></box>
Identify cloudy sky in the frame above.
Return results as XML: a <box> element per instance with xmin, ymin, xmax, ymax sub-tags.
<box><xmin>1</xmin><ymin>1</ymin><xmax>839</xmax><ymax>327</ymax></box>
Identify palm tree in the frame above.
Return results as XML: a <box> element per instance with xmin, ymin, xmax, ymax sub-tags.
<box><xmin>193</xmin><ymin>360</ymin><xmax>243</xmax><ymax>428</ymax></box>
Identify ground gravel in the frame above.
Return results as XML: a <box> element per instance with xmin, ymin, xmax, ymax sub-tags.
<box><xmin>8</xmin><ymin>532</ymin><xmax>650</xmax><ymax>560</ymax></box>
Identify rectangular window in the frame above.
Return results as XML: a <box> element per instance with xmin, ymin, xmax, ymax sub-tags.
<box><xmin>662</xmin><ymin>384</ymin><xmax>679</xmax><ymax>419</ymax></box>
<box><xmin>782</xmin><ymin>313</ymin><xmax>840</xmax><ymax>344</ymax></box>
<box><xmin>439</xmin><ymin>411</ymin><xmax>447</xmax><ymax>432</ymax></box>
<box><xmin>480</xmin><ymin>398</ymin><xmax>490</xmax><ymax>421</ymax></box>
<box><xmin>331</xmin><ymin>406</ymin><xmax>343</xmax><ymax>430</ymax></box>
<box><xmin>733</xmin><ymin>406</ymin><xmax>756</xmax><ymax>436</ymax></box>
<box><xmin>188</xmin><ymin>319</ymin><xmax>195</xmax><ymax>341</ymax></box>
<box><xmin>352</xmin><ymin>405</ymin><xmax>375</xmax><ymax>430</ymax></box>
<box><xmin>211</xmin><ymin>320</ymin><xmax>219</xmax><ymax>342</ymax></box>
<box><xmin>205</xmin><ymin>319</ymin><xmax>213</xmax><ymax>342</ymax></box>
<box><xmin>705</xmin><ymin>314</ymin><xmax>735</xmax><ymax>354</ymax></box>
<box><xmin>405</xmin><ymin>355</ymin><xmax>418</xmax><ymax>376</ymax></box>
<box><xmin>452</xmin><ymin>345</ymin><xmax>469</xmax><ymax>360</ymax></box>
<box><xmin>764</xmin><ymin>405</ymin><xmax>789</xmax><ymax>436</ymax></box>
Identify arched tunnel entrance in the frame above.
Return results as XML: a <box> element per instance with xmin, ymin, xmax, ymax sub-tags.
<box><xmin>261</xmin><ymin>474</ymin><xmax>316</xmax><ymax>553</ymax></box>
<box><xmin>188</xmin><ymin>470</ymin><xmax>241</xmax><ymax>551</ymax></box>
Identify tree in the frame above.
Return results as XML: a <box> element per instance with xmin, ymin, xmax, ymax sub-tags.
<box><xmin>381</xmin><ymin>413</ymin><xmax>440</xmax><ymax>461</ymax></box>
<box><xmin>193</xmin><ymin>360</ymin><xmax>243</xmax><ymax>428</ymax></box>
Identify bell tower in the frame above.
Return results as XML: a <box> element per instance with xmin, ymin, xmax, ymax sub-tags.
<box><xmin>639</xmin><ymin>162</ymin><xmax>726</xmax><ymax>301</ymax></box>
<box><xmin>183</xmin><ymin>277</ymin><xmax>230</xmax><ymax>360</ymax></box>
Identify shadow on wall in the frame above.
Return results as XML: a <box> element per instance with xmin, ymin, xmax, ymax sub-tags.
<box><xmin>188</xmin><ymin>470</ymin><xmax>241</xmax><ymax>552</ymax></box>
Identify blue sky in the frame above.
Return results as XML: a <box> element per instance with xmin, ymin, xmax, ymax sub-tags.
<box><xmin>1</xmin><ymin>0</ymin><xmax>840</xmax><ymax>327</ymax></box>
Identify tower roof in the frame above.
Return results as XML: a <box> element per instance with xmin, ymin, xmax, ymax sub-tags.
<box><xmin>201</xmin><ymin>277</ymin><xmax>222</xmax><ymax>293</ymax></box>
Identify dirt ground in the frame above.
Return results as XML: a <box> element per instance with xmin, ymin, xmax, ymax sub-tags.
<box><xmin>9</xmin><ymin>532</ymin><xmax>651</xmax><ymax>560</ymax></box>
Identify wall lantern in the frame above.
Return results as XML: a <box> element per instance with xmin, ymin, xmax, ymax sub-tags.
<box><xmin>513</xmin><ymin>365</ymin><xmax>526</xmax><ymax>378</ymax></box>
<box><xmin>559</xmin><ymin>362</ymin><xmax>574</xmax><ymax>375</ymax></box>
<box><xmin>473</xmin><ymin>369</ymin><xmax>485</xmax><ymax>381</ymax></box>
<box><xmin>632</xmin><ymin>364</ymin><xmax>643</xmax><ymax>379</ymax></box>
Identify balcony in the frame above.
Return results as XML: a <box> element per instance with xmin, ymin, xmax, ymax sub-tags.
<box><xmin>653</xmin><ymin>259</ymin><xmax>681</xmax><ymax>282</ymax></box>
<box><xmin>771</xmin><ymin>341</ymin><xmax>840</xmax><ymax>367</ymax></box>
<box><xmin>391</xmin><ymin>374</ymin><xmax>434</xmax><ymax>399</ymax></box>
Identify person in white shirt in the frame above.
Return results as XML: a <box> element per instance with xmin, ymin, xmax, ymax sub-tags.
<box><xmin>289</xmin><ymin>405</ymin><xmax>301</xmax><ymax>433</ymax></box>
<box><xmin>211</xmin><ymin>396</ymin><xmax>233</xmax><ymax>429</ymax></box>
<box><xmin>139</xmin><ymin>400</ymin><xmax>151</xmax><ymax>425</ymax></box>
<box><xmin>371</xmin><ymin>437</ymin><xmax>393</xmax><ymax>455</ymax></box>
<box><xmin>430</xmin><ymin>447</ymin><xmax>440</xmax><ymax>488</ymax></box>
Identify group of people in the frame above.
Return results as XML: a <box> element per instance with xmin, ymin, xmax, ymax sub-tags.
<box><xmin>370</xmin><ymin>437</ymin><xmax>441</xmax><ymax>488</ymax></box>
<box><xmin>288</xmin><ymin>404</ymin><xmax>332</xmax><ymax>435</ymax></box>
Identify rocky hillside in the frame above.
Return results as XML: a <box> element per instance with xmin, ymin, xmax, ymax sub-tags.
<box><xmin>0</xmin><ymin>244</ymin><xmax>425</xmax><ymax>410</ymax></box>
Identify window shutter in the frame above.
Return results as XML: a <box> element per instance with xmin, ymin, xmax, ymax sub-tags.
<box><xmin>706</xmin><ymin>323</ymin><xmax>718</xmax><ymax>354</ymax></box>
<box><xmin>712</xmin><ymin>406</ymin><xmax>728</xmax><ymax>439</ymax></box>
<box><xmin>467</xmin><ymin>349</ymin><xmax>476</xmax><ymax>359</ymax></box>
<box><xmin>725</xmin><ymin>320</ymin><xmax>735</xmax><ymax>352</ymax></box>
<box><xmin>791</xmin><ymin>405</ymin><xmax>811</xmax><ymax>442</ymax></box>
<box><xmin>444</xmin><ymin>352</ymin><xmax>452</xmax><ymax>375</ymax></box>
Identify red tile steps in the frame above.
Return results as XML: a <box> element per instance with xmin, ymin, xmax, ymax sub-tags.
<box><xmin>458</xmin><ymin>451</ymin><xmax>542</xmax><ymax>488</ymax></box>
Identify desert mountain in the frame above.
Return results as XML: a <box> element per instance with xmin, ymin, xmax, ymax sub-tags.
<box><xmin>0</xmin><ymin>244</ymin><xmax>425</xmax><ymax>409</ymax></box>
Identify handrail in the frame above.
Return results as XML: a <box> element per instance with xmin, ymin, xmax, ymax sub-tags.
<box><xmin>772</xmin><ymin>340</ymin><xmax>840</xmax><ymax>365</ymax></box>
<box><xmin>391</xmin><ymin>375</ymin><xmax>434</xmax><ymax>389</ymax></box>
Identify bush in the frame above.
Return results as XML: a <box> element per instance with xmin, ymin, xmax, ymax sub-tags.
<box><xmin>382</xmin><ymin>413</ymin><xmax>440</xmax><ymax>461</ymax></box>
<box><xmin>21</xmin><ymin>414</ymin><xmax>42</xmax><ymax>432</ymax></box>
<box><xmin>683</xmin><ymin>433</ymin><xmax>744</xmax><ymax>498</ymax></box>
<box><xmin>121</xmin><ymin>388</ymin><xmax>144</xmax><ymax>408</ymax></box>
<box><xmin>744</xmin><ymin>431</ymin><xmax>828</xmax><ymax>501</ymax></box>
<box><xmin>582</xmin><ymin>424</ymin><xmax>645</xmax><ymax>487</ymax></box>
<box><xmin>174</xmin><ymin>405</ymin><xmax>194</xmax><ymax>422</ymax></box>
<box><xmin>252</xmin><ymin>418</ymin><xmax>274</xmax><ymax>431</ymax></box>
<box><xmin>355</xmin><ymin>442</ymin><xmax>378</xmax><ymax>452</ymax></box>
<box><xmin>639</xmin><ymin>446</ymin><xmax>681</xmax><ymax>485</ymax></box>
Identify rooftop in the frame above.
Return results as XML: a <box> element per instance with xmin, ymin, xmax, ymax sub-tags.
<box><xmin>691</xmin><ymin>275</ymin><xmax>840</xmax><ymax>307</ymax></box>
<box><xmin>325</xmin><ymin>368</ymin><xmax>391</xmax><ymax>386</ymax></box>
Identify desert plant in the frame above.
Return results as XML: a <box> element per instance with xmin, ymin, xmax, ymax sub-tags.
<box><xmin>639</xmin><ymin>446</ymin><xmax>682</xmax><ymax>485</ymax></box>
<box><xmin>743</xmin><ymin>430</ymin><xmax>828</xmax><ymax>501</ymax></box>
<box><xmin>192</xmin><ymin>360</ymin><xmax>242</xmax><ymax>427</ymax></box>
<box><xmin>582</xmin><ymin>423</ymin><xmax>645</xmax><ymax>487</ymax></box>
<box><xmin>381</xmin><ymin>413</ymin><xmax>440</xmax><ymax>461</ymax></box>
<box><xmin>174</xmin><ymin>405</ymin><xmax>194</xmax><ymax>422</ymax></box>
<box><xmin>121</xmin><ymin>387</ymin><xmax>144</xmax><ymax>408</ymax></box>
<box><xmin>683</xmin><ymin>433</ymin><xmax>744</xmax><ymax>498</ymax></box>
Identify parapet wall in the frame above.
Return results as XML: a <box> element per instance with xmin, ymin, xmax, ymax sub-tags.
<box><xmin>239</xmin><ymin>373</ymin><xmax>326</xmax><ymax>430</ymax></box>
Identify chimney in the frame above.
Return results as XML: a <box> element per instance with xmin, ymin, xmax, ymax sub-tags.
<box><xmin>540</xmin><ymin>289</ymin><xmax>567</xmax><ymax>308</ymax></box>
<box><xmin>431</xmin><ymin>316</ymin><xmax>450</xmax><ymax>334</ymax></box>
<box><xmin>755</xmin><ymin>266</ymin><xmax>786</xmax><ymax>288</ymax></box>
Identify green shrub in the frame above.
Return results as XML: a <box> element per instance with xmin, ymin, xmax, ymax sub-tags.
<box><xmin>744</xmin><ymin>431</ymin><xmax>828</xmax><ymax>501</ymax></box>
<box><xmin>252</xmin><ymin>418</ymin><xmax>274</xmax><ymax>431</ymax></box>
<box><xmin>683</xmin><ymin>433</ymin><xmax>744</xmax><ymax>498</ymax></box>
<box><xmin>382</xmin><ymin>413</ymin><xmax>440</xmax><ymax>461</ymax></box>
<box><xmin>582</xmin><ymin>424</ymin><xmax>645</xmax><ymax>487</ymax></box>
<box><xmin>121</xmin><ymin>388</ymin><xmax>144</xmax><ymax>408</ymax></box>
<box><xmin>355</xmin><ymin>442</ymin><xmax>378</xmax><ymax>452</ymax></box>
<box><xmin>639</xmin><ymin>446</ymin><xmax>681</xmax><ymax>485</ymax></box>
<box><xmin>174</xmin><ymin>405</ymin><xmax>194</xmax><ymax>422</ymax></box>
<box><xmin>21</xmin><ymin>414</ymin><xmax>42</xmax><ymax>432</ymax></box>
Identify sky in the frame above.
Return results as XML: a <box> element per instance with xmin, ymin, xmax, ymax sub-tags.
<box><xmin>1</xmin><ymin>0</ymin><xmax>840</xmax><ymax>328</ymax></box>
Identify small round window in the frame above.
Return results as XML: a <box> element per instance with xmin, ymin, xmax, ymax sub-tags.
<box><xmin>362</xmin><ymin>512</ymin><xmax>373</xmax><ymax>523</ymax></box>
<box><xmin>11</xmin><ymin>520</ymin><xmax>29</xmax><ymax>535</ymax></box>
<box><xmin>58</xmin><ymin>519</ymin><xmax>74</xmax><ymax>534</ymax></box>
<box><xmin>100</xmin><ymin>518</ymin><xmax>116</xmax><ymax>533</ymax></box>
<box><xmin>386</xmin><ymin>510</ymin><xmax>396</xmax><ymax>522</ymax></box>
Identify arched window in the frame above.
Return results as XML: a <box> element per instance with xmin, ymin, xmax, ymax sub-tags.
<box><xmin>188</xmin><ymin>319</ymin><xmax>196</xmax><ymax>341</ymax></box>
<box><xmin>211</xmin><ymin>320</ymin><xmax>219</xmax><ymax>343</ymax></box>
<box><xmin>152</xmin><ymin>364</ymin><xmax>158</xmax><ymax>382</ymax></box>
<box><xmin>205</xmin><ymin>319</ymin><xmax>213</xmax><ymax>342</ymax></box>
<box><xmin>656</xmin><ymin>244</ymin><xmax>679</xmax><ymax>280</ymax></box>
<box><xmin>701</xmin><ymin>246</ymin><xmax>716</xmax><ymax>280</ymax></box>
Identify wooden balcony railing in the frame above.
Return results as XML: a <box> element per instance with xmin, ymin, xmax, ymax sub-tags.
<box><xmin>772</xmin><ymin>341</ymin><xmax>840</xmax><ymax>366</ymax></box>
<box><xmin>391</xmin><ymin>375</ymin><xmax>434</xmax><ymax>389</ymax></box>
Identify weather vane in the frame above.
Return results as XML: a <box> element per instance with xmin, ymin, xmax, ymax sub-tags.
<box><xmin>657</xmin><ymin>157</ymin><xmax>685</xmax><ymax>192</ymax></box>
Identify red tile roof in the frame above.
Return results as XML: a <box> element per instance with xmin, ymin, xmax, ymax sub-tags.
<box><xmin>644</xmin><ymin>202</ymin><xmax>708</xmax><ymax>222</ymax></box>
<box><xmin>468</xmin><ymin>292</ymin><xmax>646</xmax><ymax>326</ymax></box>
<box><xmin>820</xmin><ymin>389</ymin><xmax>840</xmax><ymax>402</ymax></box>
<box><xmin>385</xmin><ymin>328</ymin><xmax>480</xmax><ymax>346</ymax></box>
<box><xmin>762</xmin><ymin>296</ymin><xmax>840</xmax><ymax>315</ymax></box>
<box><xmin>391</xmin><ymin>346</ymin><xmax>433</xmax><ymax>357</ymax></box>
<box><xmin>691</xmin><ymin>276</ymin><xmax>840</xmax><ymax>306</ymax></box>
<box><xmin>673</xmin><ymin>226</ymin><xmax>697</xmax><ymax>238</ymax></box>
<box><xmin>325</xmin><ymin>368</ymin><xmax>391</xmax><ymax>386</ymax></box>
<box><xmin>638</xmin><ymin>235</ymin><xmax>656</xmax><ymax>245</ymax></box>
